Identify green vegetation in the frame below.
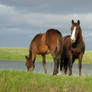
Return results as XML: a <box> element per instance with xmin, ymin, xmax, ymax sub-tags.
<box><xmin>82</xmin><ymin>51</ymin><xmax>92</xmax><ymax>64</ymax></box>
<box><xmin>0</xmin><ymin>70</ymin><xmax>92</xmax><ymax>92</ymax></box>
<box><xmin>0</xmin><ymin>47</ymin><xmax>28</xmax><ymax>61</ymax></box>
<box><xmin>0</xmin><ymin>47</ymin><xmax>53</xmax><ymax>62</ymax></box>
<box><xmin>0</xmin><ymin>47</ymin><xmax>92</xmax><ymax>64</ymax></box>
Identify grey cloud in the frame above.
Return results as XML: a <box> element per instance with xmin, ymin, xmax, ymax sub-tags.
<box><xmin>0</xmin><ymin>4</ymin><xmax>92</xmax><ymax>35</ymax></box>
<box><xmin>0</xmin><ymin>0</ymin><xmax>92</xmax><ymax>14</ymax></box>
<box><xmin>0</xmin><ymin>3</ymin><xmax>92</xmax><ymax>50</ymax></box>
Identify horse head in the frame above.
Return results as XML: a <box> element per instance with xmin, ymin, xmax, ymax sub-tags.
<box><xmin>71</xmin><ymin>20</ymin><xmax>81</xmax><ymax>43</ymax></box>
<box><xmin>25</xmin><ymin>56</ymin><xmax>35</xmax><ymax>72</ymax></box>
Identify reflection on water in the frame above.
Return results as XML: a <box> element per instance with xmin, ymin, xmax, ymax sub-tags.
<box><xmin>0</xmin><ymin>60</ymin><xmax>92</xmax><ymax>76</ymax></box>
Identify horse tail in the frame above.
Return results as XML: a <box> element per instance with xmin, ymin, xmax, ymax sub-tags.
<box><xmin>57</xmin><ymin>34</ymin><xmax>61</xmax><ymax>53</ymax></box>
<box><xmin>46</xmin><ymin>29</ymin><xmax>63</xmax><ymax>56</ymax></box>
<box><xmin>56</xmin><ymin>32</ymin><xmax>63</xmax><ymax>55</ymax></box>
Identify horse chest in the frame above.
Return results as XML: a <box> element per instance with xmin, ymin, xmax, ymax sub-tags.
<box><xmin>72</xmin><ymin>42</ymin><xmax>77</xmax><ymax>48</ymax></box>
<box><xmin>72</xmin><ymin>50</ymin><xmax>80</xmax><ymax>55</ymax></box>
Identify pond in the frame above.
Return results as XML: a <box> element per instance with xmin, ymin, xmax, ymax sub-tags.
<box><xmin>0</xmin><ymin>60</ymin><xmax>92</xmax><ymax>76</ymax></box>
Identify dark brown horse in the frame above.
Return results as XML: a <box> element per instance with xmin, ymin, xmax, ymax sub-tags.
<box><xmin>60</xmin><ymin>20</ymin><xmax>85</xmax><ymax>76</ymax></box>
<box><xmin>25</xmin><ymin>29</ymin><xmax>63</xmax><ymax>75</ymax></box>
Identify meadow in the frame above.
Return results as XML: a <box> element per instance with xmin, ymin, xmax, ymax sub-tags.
<box><xmin>0</xmin><ymin>70</ymin><xmax>92</xmax><ymax>92</ymax></box>
<box><xmin>0</xmin><ymin>48</ymin><xmax>92</xmax><ymax>92</ymax></box>
<box><xmin>0</xmin><ymin>47</ymin><xmax>92</xmax><ymax>64</ymax></box>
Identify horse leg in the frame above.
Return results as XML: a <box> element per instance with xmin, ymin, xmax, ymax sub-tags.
<box><xmin>78</xmin><ymin>53</ymin><xmax>83</xmax><ymax>76</ymax></box>
<box><xmin>68</xmin><ymin>54</ymin><xmax>73</xmax><ymax>76</ymax></box>
<box><xmin>60</xmin><ymin>61</ymin><xmax>63</xmax><ymax>71</ymax></box>
<box><xmin>64</xmin><ymin>59</ymin><xmax>68</xmax><ymax>75</ymax></box>
<box><xmin>64</xmin><ymin>66</ymin><xmax>67</xmax><ymax>75</ymax></box>
<box><xmin>53</xmin><ymin>53</ymin><xmax>60</xmax><ymax>75</ymax></box>
<box><xmin>51</xmin><ymin>51</ymin><xmax>59</xmax><ymax>75</ymax></box>
<box><xmin>42</xmin><ymin>55</ymin><xmax>47</xmax><ymax>74</ymax></box>
<box><xmin>54</xmin><ymin>53</ymin><xmax>61</xmax><ymax>75</ymax></box>
<box><xmin>60</xmin><ymin>57</ymin><xmax>64</xmax><ymax>71</ymax></box>
<box><xmin>33</xmin><ymin>58</ymin><xmax>36</xmax><ymax>70</ymax></box>
<box><xmin>53</xmin><ymin>57</ymin><xmax>58</xmax><ymax>75</ymax></box>
<box><xmin>69</xmin><ymin>60</ymin><xmax>72</xmax><ymax>76</ymax></box>
<box><xmin>57</xmin><ymin>57</ymin><xmax>60</xmax><ymax>72</ymax></box>
<box><xmin>31</xmin><ymin>53</ymin><xmax>36</xmax><ymax>71</ymax></box>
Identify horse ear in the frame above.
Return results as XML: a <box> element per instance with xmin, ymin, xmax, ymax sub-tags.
<box><xmin>77</xmin><ymin>20</ymin><xmax>80</xmax><ymax>25</ymax></box>
<box><xmin>72</xmin><ymin>20</ymin><xmax>74</xmax><ymax>24</ymax></box>
<box><xmin>25</xmin><ymin>56</ymin><xmax>28</xmax><ymax>59</ymax></box>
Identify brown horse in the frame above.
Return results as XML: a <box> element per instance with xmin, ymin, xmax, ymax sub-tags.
<box><xmin>60</xmin><ymin>20</ymin><xmax>85</xmax><ymax>76</ymax></box>
<box><xmin>25</xmin><ymin>29</ymin><xmax>63</xmax><ymax>75</ymax></box>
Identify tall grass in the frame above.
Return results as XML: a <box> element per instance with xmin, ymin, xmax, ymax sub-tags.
<box><xmin>0</xmin><ymin>70</ymin><xmax>92</xmax><ymax>92</ymax></box>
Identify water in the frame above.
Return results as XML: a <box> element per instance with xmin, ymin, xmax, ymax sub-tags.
<box><xmin>0</xmin><ymin>60</ymin><xmax>92</xmax><ymax>76</ymax></box>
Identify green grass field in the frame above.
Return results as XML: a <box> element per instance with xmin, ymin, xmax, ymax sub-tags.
<box><xmin>0</xmin><ymin>47</ymin><xmax>92</xmax><ymax>64</ymax></box>
<box><xmin>0</xmin><ymin>70</ymin><xmax>92</xmax><ymax>92</ymax></box>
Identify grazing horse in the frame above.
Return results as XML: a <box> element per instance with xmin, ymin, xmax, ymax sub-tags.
<box><xmin>25</xmin><ymin>29</ymin><xmax>63</xmax><ymax>75</ymax></box>
<box><xmin>60</xmin><ymin>20</ymin><xmax>85</xmax><ymax>76</ymax></box>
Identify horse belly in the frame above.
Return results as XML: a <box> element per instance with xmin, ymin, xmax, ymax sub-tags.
<box><xmin>38</xmin><ymin>45</ymin><xmax>49</xmax><ymax>54</ymax></box>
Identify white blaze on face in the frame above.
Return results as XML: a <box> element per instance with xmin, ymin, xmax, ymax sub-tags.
<box><xmin>71</xmin><ymin>27</ymin><xmax>76</xmax><ymax>42</ymax></box>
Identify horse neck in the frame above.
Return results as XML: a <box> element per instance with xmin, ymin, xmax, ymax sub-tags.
<box><xmin>29</xmin><ymin>48</ymin><xmax>32</xmax><ymax>59</ymax></box>
<box><xmin>76</xmin><ymin>28</ymin><xmax>83</xmax><ymax>43</ymax></box>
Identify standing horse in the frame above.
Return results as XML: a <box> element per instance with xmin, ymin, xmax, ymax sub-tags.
<box><xmin>25</xmin><ymin>29</ymin><xmax>63</xmax><ymax>75</ymax></box>
<box><xmin>60</xmin><ymin>20</ymin><xmax>85</xmax><ymax>76</ymax></box>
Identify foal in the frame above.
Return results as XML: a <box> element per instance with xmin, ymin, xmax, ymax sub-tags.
<box><xmin>25</xmin><ymin>29</ymin><xmax>63</xmax><ymax>75</ymax></box>
<box><xmin>60</xmin><ymin>20</ymin><xmax>85</xmax><ymax>76</ymax></box>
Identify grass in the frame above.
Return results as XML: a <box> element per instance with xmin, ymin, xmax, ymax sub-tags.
<box><xmin>0</xmin><ymin>47</ymin><xmax>52</xmax><ymax>62</ymax></box>
<box><xmin>0</xmin><ymin>70</ymin><xmax>92</xmax><ymax>92</ymax></box>
<box><xmin>0</xmin><ymin>47</ymin><xmax>92</xmax><ymax>64</ymax></box>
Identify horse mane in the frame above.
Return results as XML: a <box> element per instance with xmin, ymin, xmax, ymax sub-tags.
<box><xmin>63</xmin><ymin>35</ymin><xmax>71</xmax><ymax>41</ymax></box>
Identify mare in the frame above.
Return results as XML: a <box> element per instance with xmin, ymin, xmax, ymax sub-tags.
<box><xmin>25</xmin><ymin>29</ymin><xmax>63</xmax><ymax>75</ymax></box>
<box><xmin>60</xmin><ymin>20</ymin><xmax>85</xmax><ymax>76</ymax></box>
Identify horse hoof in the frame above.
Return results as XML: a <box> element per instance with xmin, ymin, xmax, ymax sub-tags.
<box><xmin>53</xmin><ymin>72</ymin><xmax>57</xmax><ymax>75</ymax></box>
<box><xmin>69</xmin><ymin>73</ymin><xmax>72</xmax><ymax>76</ymax></box>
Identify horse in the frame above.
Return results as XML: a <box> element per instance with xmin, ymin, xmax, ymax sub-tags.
<box><xmin>25</xmin><ymin>29</ymin><xmax>63</xmax><ymax>75</ymax></box>
<box><xmin>60</xmin><ymin>20</ymin><xmax>85</xmax><ymax>76</ymax></box>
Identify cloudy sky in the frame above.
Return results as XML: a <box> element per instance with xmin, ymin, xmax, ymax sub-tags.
<box><xmin>0</xmin><ymin>0</ymin><xmax>92</xmax><ymax>50</ymax></box>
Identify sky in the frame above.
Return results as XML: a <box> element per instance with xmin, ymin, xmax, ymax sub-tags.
<box><xmin>0</xmin><ymin>0</ymin><xmax>92</xmax><ymax>50</ymax></box>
